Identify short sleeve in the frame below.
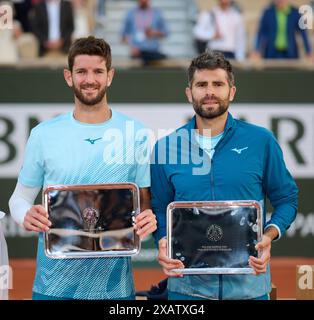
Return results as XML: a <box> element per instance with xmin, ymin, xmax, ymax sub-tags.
<box><xmin>18</xmin><ymin>128</ymin><xmax>44</xmax><ymax>187</ymax></box>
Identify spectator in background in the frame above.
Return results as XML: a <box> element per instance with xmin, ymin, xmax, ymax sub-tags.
<box><xmin>72</xmin><ymin>0</ymin><xmax>90</xmax><ymax>39</ymax></box>
<box><xmin>12</xmin><ymin>0</ymin><xmax>33</xmax><ymax>33</ymax></box>
<box><xmin>193</xmin><ymin>0</ymin><xmax>246</xmax><ymax>60</ymax></box>
<box><xmin>0</xmin><ymin>1</ymin><xmax>21</xmax><ymax>64</ymax></box>
<box><xmin>0</xmin><ymin>1</ymin><xmax>39</xmax><ymax>63</ymax></box>
<box><xmin>252</xmin><ymin>0</ymin><xmax>312</xmax><ymax>59</ymax></box>
<box><xmin>121</xmin><ymin>0</ymin><xmax>169</xmax><ymax>65</ymax></box>
<box><xmin>94</xmin><ymin>0</ymin><xmax>106</xmax><ymax>29</ymax></box>
<box><xmin>29</xmin><ymin>0</ymin><xmax>74</xmax><ymax>56</ymax></box>
<box><xmin>96</xmin><ymin>0</ymin><xmax>105</xmax><ymax>18</ymax></box>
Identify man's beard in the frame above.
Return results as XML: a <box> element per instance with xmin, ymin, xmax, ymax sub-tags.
<box><xmin>192</xmin><ymin>93</ymin><xmax>230</xmax><ymax>119</ymax></box>
<box><xmin>73</xmin><ymin>84</ymin><xmax>107</xmax><ymax>106</ymax></box>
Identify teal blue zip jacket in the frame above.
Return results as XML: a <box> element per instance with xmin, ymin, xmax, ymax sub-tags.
<box><xmin>151</xmin><ymin>113</ymin><xmax>298</xmax><ymax>299</ymax></box>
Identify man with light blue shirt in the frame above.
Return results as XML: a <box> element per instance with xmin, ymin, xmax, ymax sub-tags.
<box><xmin>151</xmin><ymin>51</ymin><xmax>298</xmax><ymax>300</ymax></box>
<box><xmin>121</xmin><ymin>0</ymin><xmax>168</xmax><ymax>65</ymax></box>
<box><xmin>9</xmin><ymin>36</ymin><xmax>157</xmax><ymax>300</ymax></box>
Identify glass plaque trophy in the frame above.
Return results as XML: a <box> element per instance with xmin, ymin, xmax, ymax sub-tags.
<box><xmin>167</xmin><ymin>201</ymin><xmax>262</xmax><ymax>274</ymax></box>
<box><xmin>43</xmin><ymin>183</ymin><xmax>140</xmax><ymax>259</ymax></box>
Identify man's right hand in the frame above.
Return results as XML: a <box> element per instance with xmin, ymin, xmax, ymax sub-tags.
<box><xmin>158</xmin><ymin>238</ymin><xmax>185</xmax><ymax>277</ymax></box>
<box><xmin>23</xmin><ymin>205</ymin><xmax>51</xmax><ymax>232</ymax></box>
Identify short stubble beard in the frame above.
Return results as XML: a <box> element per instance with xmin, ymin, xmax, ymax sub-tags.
<box><xmin>73</xmin><ymin>84</ymin><xmax>107</xmax><ymax>106</ymax></box>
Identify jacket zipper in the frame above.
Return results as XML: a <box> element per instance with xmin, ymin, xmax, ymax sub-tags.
<box><xmin>210</xmin><ymin>157</ymin><xmax>223</xmax><ymax>299</ymax></box>
<box><xmin>210</xmin><ymin>158</ymin><xmax>215</xmax><ymax>200</ymax></box>
<box><xmin>203</xmin><ymin>122</ymin><xmax>235</xmax><ymax>300</ymax></box>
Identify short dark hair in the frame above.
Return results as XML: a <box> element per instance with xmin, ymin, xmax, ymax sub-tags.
<box><xmin>67</xmin><ymin>36</ymin><xmax>112</xmax><ymax>71</ymax></box>
<box><xmin>188</xmin><ymin>51</ymin><xmax>235</xmax><ymax>87</ymax></box>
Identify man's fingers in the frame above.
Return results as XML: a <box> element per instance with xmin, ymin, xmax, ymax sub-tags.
<box><xmin>135</xmin><ymin>216</ymin><xmax>156</xmax><ymax>229</ymax></box>
<box><xmin>135</xmin><ymin>209</ymin><xmax>153</xmax><ymax>220</ymax></box>
<box><xmin>163</xmin><ymin>268</ymin><xmax>184</xmax><ymax>278</ymax></box>
<box><xmin>24</xmin><ymin>206</ymin><xmax>51</xmax><ymax>232</ymax></box>
<box><xmin>27</xmin><ymin>212</ymin><xmax>51</xmax><ymax>228</ymax></box>
<box><xmin>135</xmin><ymin>215</ymin><xmax>157</xmax><ymax>239</ymax></box>
<box><xmin>33</xmin><ymin>205</ymin><xmax>49</xmax><ymax>217</ymax></box>
<box><xmin>134</xmin><ymin>210</ymin><xmax>157</xmax><ymax>238</ymax></box>
<box><xmin>249</xmin><ymin>259</ymin><xmax>267</xmax><ymax>269</ymax></box>
<box><xmin>250</xmin><ymin>266</ymin><xmax>267</xmax><ymax>275</ymax></box>
<box><xmin>157</xmin><ymin>238</ymin><xmax>185</xmax><ymax>277</ymax></box>
<box><xmin>249</xmin><ymin>257</ymin><xmax>268</xmax><ymax>275</ymax></box>
<box><xmin>135</xmin><ymin>210</ymin><xmax>156</xmax><ymax>225</ymax></box>
<box><xmin>23</xmin><ymin>220</ymin><xmax>46</xmax><ymax>233</ymax></box>
<box><xmin>250</xmin><ymin>254</ymin><xmax>270</xmax><ymax>265</ymax></box>
<box><xmin>250</xmin><ymin>235</ymin><xmax>271</xmax><ymax>275</ymax></box>
<box><xmin>158</xmin><ymin>252</ymin><xmax>185</xmax><ymax>270</ymax></box>
<box><xmin>158</xmin><ymin>254</ymin><xmax>184</xmax><ymax>267</ymax></box>
<box><xmin>160</xmin><ymin>259</ymin><xmax>184</xmax><ymax>277</ymax></box>
<box><xmin>29</xmin><ymin>212</ymin><xmax>51</xmax><ymax>227</ymax></box>
<box><xmin>136</xmin><ymin>221</ymin><xmax>156</xmax><ymax>238</ymax></box>
<box><xmin>24</xmin><ymin>216</ymin><xmax>49</xmax><ymax>232</ymax></box>
<box><xmin>252</xmin><ymin>265</ymin><xmax>267</xmax><ymax>273</ymax></box>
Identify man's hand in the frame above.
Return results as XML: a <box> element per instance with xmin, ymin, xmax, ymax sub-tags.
<box><xmin>158</xmin><ymin>238</ymin><xmax>185</xmax><ymax>277</ymax></box>
<box><xmin>134</xmin><ymin>209</ymin><xmax>157</xmax><ymax>240</ymax></box>
<box><xmin>249</xmin><ymin>234</ymin><xmax>271</xmax><ymax>275</ymax></box>
<box><xmin>23</xmin><ymin>205</ymin><xmax>51</xmax><ymax>232</ymax></box>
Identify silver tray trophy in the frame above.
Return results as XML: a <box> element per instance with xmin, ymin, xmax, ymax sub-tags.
<box><xmin>43</xmin><ymin>183</ymin><xmax>140</xmax><ymax>259</ymax></box>
<box><xmin>167</xmin><ymin>201</ymin><xmax>262</xmax><ymax>274</ymax></box>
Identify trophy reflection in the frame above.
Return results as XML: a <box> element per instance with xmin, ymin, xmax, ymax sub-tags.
<box><xmin>82</xmin><ymin>207</ymin><xmax>100</xmax><ymax>250</ymax></box>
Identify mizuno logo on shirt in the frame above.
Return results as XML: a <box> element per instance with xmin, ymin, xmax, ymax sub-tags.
<box><xmin>231</xmin><ymin>147</ymin><xmax>248</xmax><ymax>154</ymax></box>
<box><xmin>84</xmin><ymin>137</ymin><xmax>102</xmax><ymax>145</ymax></box>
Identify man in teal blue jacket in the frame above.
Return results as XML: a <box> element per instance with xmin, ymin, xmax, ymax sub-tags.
<box><xmin>151</xmin><ymin>51</ymin><xmax>298</xmax><ymax>300</ymax></box>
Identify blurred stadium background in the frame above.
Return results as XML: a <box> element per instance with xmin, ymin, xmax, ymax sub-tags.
<box><xmin>0</xmin><ymin>0</ymin><xmax>314</xmax><ymax>299</ymax></box>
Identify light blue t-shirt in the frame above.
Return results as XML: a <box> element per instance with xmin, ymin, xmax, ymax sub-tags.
<box><xmin>18</xmin><ymin>109</ymin><xmax>150</xmax><ymax>299</ymax></box>
<box><xmin>194</xmin><ymin>131</ymin><xmax>224</xmax><ymax>158</ymax></box>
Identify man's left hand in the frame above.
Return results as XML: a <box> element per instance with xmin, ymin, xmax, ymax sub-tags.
<box><xmin>134</xmin><ymin>209</ymin><xmax>157</xmax><ymax>240</ymax></box>
<box><xmin>249</xmin><ymin>235</ymin><xmax>272</xmax><ymax>275</ymax></box>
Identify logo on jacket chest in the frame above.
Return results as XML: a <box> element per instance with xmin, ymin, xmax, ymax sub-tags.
<box><xmin>84</xmin><ymin>137</ymin><xmax>102</xmax><ymax>145</ymax></box>
<box><xmin>231</xmin><ymin>147</ymin><xmax>248</xmax><ymax>154</ymax></box>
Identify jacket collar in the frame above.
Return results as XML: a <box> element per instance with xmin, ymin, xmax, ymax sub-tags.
<box><xmin>183</xmin><ymin>112</ymin><xmax>236</xmax><ymax>135</ymax></box>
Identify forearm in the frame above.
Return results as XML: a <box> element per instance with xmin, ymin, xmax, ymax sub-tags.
<box><xmin>139</xmin><ymin>187</ymin><xmax>151</xmax><ymax>211</ymax></box>
<box><xmin>9</xmin><ymin>183</ymin><xmax>41</xmax><ymax>227</ymax></box>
